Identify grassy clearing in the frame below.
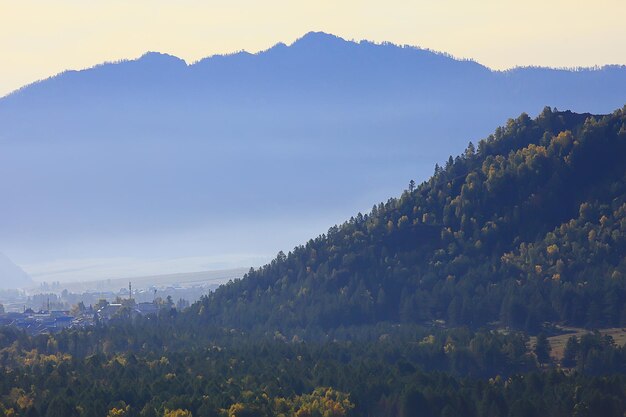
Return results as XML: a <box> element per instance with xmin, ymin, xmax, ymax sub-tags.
<box><xmin>529</xmin><ymin>327</ymin><xmax>626</xmax><ymax>361</ymax></box>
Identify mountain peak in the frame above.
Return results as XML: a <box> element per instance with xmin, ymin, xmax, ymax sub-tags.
<box><xmin>137</xmin><ymin>51</ymin><xmax>187</xmax><ymax>66</ymax></box>
<box><xmin>291</xmin><ymin>31</ymin><xmax>347</xmax><ymax>47</ymax></box>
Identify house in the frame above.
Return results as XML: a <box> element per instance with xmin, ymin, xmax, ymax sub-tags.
<box><xmin>134</xmin><ymin>302</ymin><xmax>159</xmax><ymax>317</ymax></box>
<box><xmin>97</xmin><ymin>303</ymin><xmax>123</xmax><ymax>321</ymax></box>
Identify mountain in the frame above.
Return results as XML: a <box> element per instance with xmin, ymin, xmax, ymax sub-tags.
<box><xmin>193</xmin><ymin>107</ymin><xmax>626</xmax><ymax>332</ymax></box>
<box><xmin>1</xmin><ymin>32</ymin><xmax>626</xmax><ymax>271</ymax></box>
<box><xmin>0</xmin><ymin>252</ymin><xmax>33</xmax><ymax>289</ymax></box>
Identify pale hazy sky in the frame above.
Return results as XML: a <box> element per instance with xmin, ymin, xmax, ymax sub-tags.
<box><xmin>1</xmin><ymin>0</ymin><xmax>626</xmax><ymax>97</ymax></box>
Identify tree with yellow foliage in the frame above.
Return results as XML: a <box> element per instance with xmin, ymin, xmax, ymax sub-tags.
<box><xmin>106</xmin><ymin>404</ymin><xmax>130</xmax><ymax>417</ymax></box>
<box><xmin>290</xmin><ymin>387</ymin><xmax>354</xmax><ymax>417</ymax></box>
<box><xmin>163</xmin><ymin>409</ymin><xmax>192</xmax><ymax>417</ymax></box>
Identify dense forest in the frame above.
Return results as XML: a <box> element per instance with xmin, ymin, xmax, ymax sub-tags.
<box><xmin>0</xmin><ymin>320</ymin><xmax>625</xmax><ymax>417</ymax></box>
<box><xmin>196</xmin><ymin>106</ymin><xmax>626</xmax><ymax>332</ymax></box>
<box><xmin>1</xmin><ymin>107</ymin><xmax>626</xmax><ymax>416</ymax></box>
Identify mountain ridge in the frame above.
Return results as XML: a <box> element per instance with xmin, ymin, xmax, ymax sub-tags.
<box><xmin>6</xmin><ymin>31</ymin><xmax>626</xmax><ymax>100</ymax></box>
<box><xmin>1</xmin><ymin>32</ymin><xmax>625</xmax><ymax>279</ymax></box>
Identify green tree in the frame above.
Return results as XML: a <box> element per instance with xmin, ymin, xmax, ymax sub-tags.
<box><xmin>534</xmin><ymin>333</ymin><xmax>551</xmax><ymax>365</ymax></box>
<box><xmin>562</xmin><ymin>336</ymin><xmax>579</xmax><ymax>367</ymax></box>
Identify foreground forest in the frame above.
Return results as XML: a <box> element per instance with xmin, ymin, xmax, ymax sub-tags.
<box><xmin>2</xmin><ymin>107</ymin><xmax>626</xmax><ymax>416</ymax></box>
<box><xmin>0</xmin><ymin>321</ymin><xmax>625</xmax><ymax>417</ymax></box>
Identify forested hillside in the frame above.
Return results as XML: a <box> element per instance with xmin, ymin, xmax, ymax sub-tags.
<box><xmin>195</xmin><ymin>107</ymin><xmax>626</xmax><ymax>332</ymax></box>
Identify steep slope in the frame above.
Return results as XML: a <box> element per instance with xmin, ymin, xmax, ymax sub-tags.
<box><xmin>1</xmin><ymin>33</ymin><xmax>626</xmax><ymax>273</ymax></box>
<box><xmin>0</xmin><ymin>252</ymin><xmax>32</xmax><ymax>289</ymax></box>
<box><xmin>194</xmin><ymin>107</ymin><xmax>626</xmax><ymax>332</ymax></box>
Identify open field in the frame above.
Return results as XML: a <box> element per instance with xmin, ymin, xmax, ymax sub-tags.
<box><xmin>530</xmin><ymin>327</ymin><xmax>626</xmax><ymax>361</ymax></box>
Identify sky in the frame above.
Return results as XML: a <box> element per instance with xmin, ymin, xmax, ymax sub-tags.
<box><xmin>2</xmin><ymin>0</ymin><xmax>626</xmax><ymax>97</ymax></box>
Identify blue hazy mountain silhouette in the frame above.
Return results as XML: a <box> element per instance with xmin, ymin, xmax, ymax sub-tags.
<box><xmin>0</xmin><ymin>253</ymin><xmax>32</xmax><ymax>289</ymax></box>
<box><xmin>1</xmin><ymin>32</ymin><xmax>625</xmax><ymax>274</ymax></box>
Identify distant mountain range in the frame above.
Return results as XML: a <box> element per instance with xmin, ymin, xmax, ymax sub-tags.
<box><xmin>1</xmin><ymin>32</ymin><xmax>625</xmax><ymax>278</ymax></box>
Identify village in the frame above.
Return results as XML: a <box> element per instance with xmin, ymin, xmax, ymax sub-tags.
<box><xmin>0</xmin><ymin>281</ymin><xmax>198</xmax><ymax>335</ymax></box>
